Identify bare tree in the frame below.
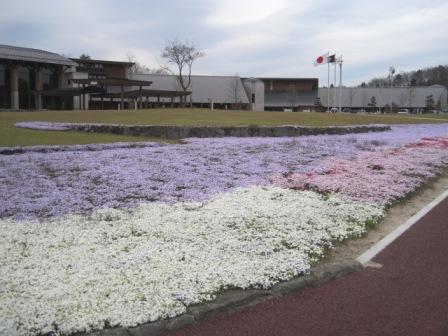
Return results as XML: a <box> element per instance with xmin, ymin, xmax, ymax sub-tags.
<box><xmin>79</xmin><ymin>54</ymin><xmax>91</xmax><ymax>60</ymax></box>
<box><xmin>126</xmin><ymin>52</ymin><xmax>167</xmax><ymax>78</ymax></box>
<box><xmin>348</xmin><ymin>88</ymin><xmax>357</xmax><ymax>110</ymax></box>
<box><xmin>406</xmin><ymin>86</ymin><xmax>416</xmax><ymax>108</ymax></box>
<box><xmin>363</xmin><ymin>65</ymin><xmax>448</xmax><ymax>88</ymax></box>
<box><xmin>286</xmin><ymin>83</ymin><xmax>296</xmax><ymax>109</ymax></box>
<box><xmin>367</xmin><ymin>96</ymin><xmax>377</xmax><ymax>112</ymax></box>
<box><xmin>360</xmin><ymin>91</ymin><xmax>368</xmax><ymax>109</ymax></box>
<box><xmin>161</xmin><ymin>38</ymin><xmax>204</xmax><ymax>106</ymax></box>
<box><xmin>399</xmin><ymin>92</ymin><xmax>407</xmax><ymax>108</ymax></box>
<box><xmin>227</xmin><ymin>75</ymin><xmax>243</xmax><ymax>110</ymax></box>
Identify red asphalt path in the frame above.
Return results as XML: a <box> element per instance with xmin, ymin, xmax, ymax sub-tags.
<box><xmin>163</xmin><ymin>197</ymin><xmax>448</xmax><ymax>336</ymax></box>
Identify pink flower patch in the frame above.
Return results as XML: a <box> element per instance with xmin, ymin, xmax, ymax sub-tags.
<box><xmin>270</xmin><ymin>137</ymin><xmax>448</xmax><ymax>205</ymax></box>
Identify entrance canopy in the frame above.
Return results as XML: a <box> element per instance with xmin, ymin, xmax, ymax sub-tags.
<box><xmin>72</xmin><ymin>77</ymin><xmax>153</xmax><ymax>110</ymax></box>
<box><xmin>35</xmin><ymin>86</ymin><xmax>104</xmax><ymax>97</ymax></box>
<box><xmin>91</xmin><ymin>89</ymin><xmax>191</xmax><ymax>99</ymax></box>
<box><xmin>72</xmin><ymin>78</ymin><xmax>152</xmax><ymax>87</ymax></box>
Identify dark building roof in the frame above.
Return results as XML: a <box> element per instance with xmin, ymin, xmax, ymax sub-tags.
<box><xmin>35</xmin><ymin>86</ymin><xmax>105</xmax><ymax>96</ymax></box>
<box><xmin>0</xmin><ymin>44</ymin><xmax>76</xmax><ymax>66</ymax></box>
<box><xmin>251</xmin><ymin>77</ymin><xmax>318</xmax><ymax>82</ymax></box>
<box><xmin>70</xmin><ymin>58</ymin><xmax>134</xmax><ymax>66</ymax></box>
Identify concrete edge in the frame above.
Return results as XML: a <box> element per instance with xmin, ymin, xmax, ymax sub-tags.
<box><xmin>86</xmin><ymin>260</ymin><xmax>362</xmax><ymax>336</ymax></box>
<box><xmin>356</xmin><ymin>189</ymin><xmax>448</xmax><ymax>265</ymax></box>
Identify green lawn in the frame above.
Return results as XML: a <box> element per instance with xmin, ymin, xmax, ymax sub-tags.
<box><xmin>1</xmin><ymin>109</ymin><xmax>447</xmax><ymax>147</ymax></box>
<box><xmin>407</xmin><ymin>113</ymin><xmax>448</xmax><ymax>120</ymax></box>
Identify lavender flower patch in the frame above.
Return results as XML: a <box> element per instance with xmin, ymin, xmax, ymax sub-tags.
<box><xmin>0</xmin><ymin>142</ymin><xmax>163</xmax><ymax>155</ymax></box>
<box><xmin>1</xmin><ymin>124</ymin><xmax>447</xmax><ymax>220</ymax></box>
<box><xmin>14</xmin><ymin>121</ymin><xmax>72</xmax><ymax>131</ymax></box>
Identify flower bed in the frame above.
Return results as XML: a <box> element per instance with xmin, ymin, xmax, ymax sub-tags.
<box><xmin>0</xmin><ymin>187</ymin><xmax>382</xmax><ymax>335</ymax></box>
<box><xmin>2</xmin><ymin>125</ymin><xmax>448</xmax><ymax>220</ymax></box>
<box><xmin>270</xmin><ymin>137</ymin><xmax>448</xmax><ymax>205</ymax></box>
<box><xmin>14</xmin><ymin>121</ymin><xmax>72</xmax><ymax>131</ymax></box>
<box><xmin>0</xmin><ymin>124</ymin><xmax>447</xmax><ymax>335</ymax></box>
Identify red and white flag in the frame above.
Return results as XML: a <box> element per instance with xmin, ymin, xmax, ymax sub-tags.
<box><xmin>327</xmin><ymin>54</ymin><xmax>336</xmax><ymax>63</ymax></box>
<box><xmin>314</xmin><ymin>53</ymin><xmax>329</xmax><ymax>66</ymax></box>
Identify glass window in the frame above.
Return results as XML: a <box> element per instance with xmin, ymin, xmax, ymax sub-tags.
<box><xmin>0</xmin><ymin>64</ymin><xmax>11</xmax><ymax>109</ymax></box>
<box><xmin>42</xmin><ymin>66</ymin><xmax>58</xmax><ymax>90</ymax></box>
<box><xmin>18</xmin><ymin>66</ymin><xmax>36</xmax><ymax>109</ymax></box>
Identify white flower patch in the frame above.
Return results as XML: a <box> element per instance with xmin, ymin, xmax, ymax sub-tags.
<box><xmin>0</xmin><ymin>187</ymin><xmax>383</xmax><ymax>336</ymax></box>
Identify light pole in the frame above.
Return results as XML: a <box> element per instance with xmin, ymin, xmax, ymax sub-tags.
<box><xmin>389</xmin><ymin>66</ymin><xmax>395</xmax><ymax>113</ymax></box>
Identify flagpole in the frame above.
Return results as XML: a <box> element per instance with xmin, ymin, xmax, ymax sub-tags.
<box><xmin>339</xmin><ymin>56</ymin><xmax>343</xmax><ymax>113</ymax></box>
<box><xmin>333</xmin><ymin>61</ymin><xmax>337</xmax><ymax>110</ymax></box>
<box><xmin>327</xmin><ymin>52</ymin><xmax>330</xmax><ymax>112</ymax></box>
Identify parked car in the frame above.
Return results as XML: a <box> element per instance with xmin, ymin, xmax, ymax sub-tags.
<box><xmin>398</xmin><ymin>109</ymin><xmax>410</xmax><ymax>115</ymax></box>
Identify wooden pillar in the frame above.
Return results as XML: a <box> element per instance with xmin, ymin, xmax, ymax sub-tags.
<box><xmin>170</xmin><ymin>97</ymin><xmax>174</xmax><ymax>108</ymax></box>
<box><xmin>101</xmin><ymin>96</ymin><xmax>104</xmax><ymax>110</ymax></box>
<box><xmin>57</xmin><ymin>67</ymin><xmax>64</xmax><ymax>89</ymax></box>
<box><xmin>57</xmin><ymin>67</ymin><xmax>64</xmax><ymax>110</ymax></box>
<box><xmin>76</xmin><ymin>83</ymin><xmax>80</xmax><ymax>110</ymax></box>
<box><xmin>35</xmin><ymin>67</ymin><xmax>43</xmax><ymax>110</ymax></box>
<box><xmin>82</xmin><ymin>84</ymin><xmax>85</xmax><ymax>110</ymax></box>
<box><xmin>138</xmin><ymin>85</ymin><xmax>143</xmax><ymax>109</ymax></box>
<box><xmin>80</xmin><ymin>87</ymin><xmax>83</xmax><ymax>111</ymax></box>
<box><xmin>145</xmin><ymin>95</ymin><xmax>149</xmax><ymax>109</ymax></box>
<box><xmin>120</xmin><ymin>85</ymin><xmax>124</xmax><ymax>110</ymax></box>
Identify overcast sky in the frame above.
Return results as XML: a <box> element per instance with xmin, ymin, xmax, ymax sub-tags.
<box><xmin>1</xmin><ymin>0</ymin><xmax>447</xmax><ymax>86</ymax></box>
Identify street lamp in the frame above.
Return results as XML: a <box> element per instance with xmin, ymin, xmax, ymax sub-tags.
<box><xmin>389</xmin><ymin>66</ymin><xmax>395</xmax><ymax>113</ymax></box>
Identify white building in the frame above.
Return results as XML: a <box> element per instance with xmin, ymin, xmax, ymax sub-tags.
<box><xmin>132</xmin><ymin>74</ymin><xmax>318</xmax><ymax>111</ymax></box>
<box><xmin>318</xmin><ymin>86</ymin><xmax>448</xmax><ymax>112</ymax></box>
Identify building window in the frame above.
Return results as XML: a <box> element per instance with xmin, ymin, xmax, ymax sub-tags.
<box><xmin>0</xmin><ymin>64</ymin><xmax>11</xmax><ymax>109</ymax></box>
<box><xmin>42</xmin><ymin>67</ymin><xmax>58</xmax><ymax>90</ymax></box>
<box><xmin>89</xmin><ymin>74</ymin><xmax>106</xmax><ymax>80</ymax></box>
<box><xmin>18</xmin><ymin>66</ymin><xmax>36</xmax><ymax>110</ymax></box>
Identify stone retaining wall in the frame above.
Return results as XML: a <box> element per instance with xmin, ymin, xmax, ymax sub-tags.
<box><xmin>71</xmin><ymin>124</ymin><xmax>390</xmax><ymax>139</ymax></box>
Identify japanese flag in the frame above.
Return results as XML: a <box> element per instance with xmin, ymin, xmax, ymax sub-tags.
<box><xmin>314</xmin><ymin>53</ymin><xmax>329</xmax><ymax>66</ymax></box>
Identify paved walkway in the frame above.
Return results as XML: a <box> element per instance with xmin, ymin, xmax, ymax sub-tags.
<box><xmin>162</xmin><ymin>197</ymin><xmax>448</xmax><ymax>336</ymax></box>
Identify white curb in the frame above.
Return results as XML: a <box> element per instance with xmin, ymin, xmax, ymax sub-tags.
<box><xmin>357</xmin><ymin>189</ymin><xmax>448</xmax><ymax>265</ymax></box>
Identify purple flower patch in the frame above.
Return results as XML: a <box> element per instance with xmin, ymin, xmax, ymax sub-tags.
<box><xmin>1</xmin><ymin>124</ymin><xmax>447</xmax><ymax>220</ymax></box>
